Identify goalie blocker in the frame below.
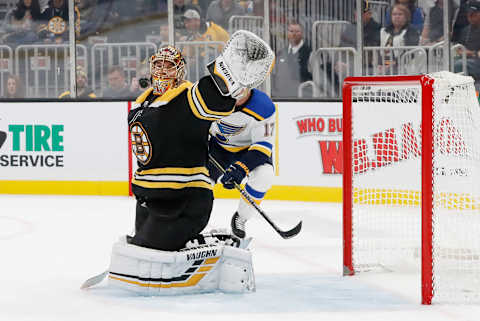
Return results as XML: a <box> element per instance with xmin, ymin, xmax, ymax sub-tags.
<box><xmin>107</xmin><ymin>233</ymin><xmax>255</xmax><ymax>295</ymax></box>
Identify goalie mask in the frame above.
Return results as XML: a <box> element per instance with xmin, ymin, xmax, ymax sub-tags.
<box><xmin>149</xmin><ymin>45</ymin><xmax>186</xmax><ymax>95</ymax></box>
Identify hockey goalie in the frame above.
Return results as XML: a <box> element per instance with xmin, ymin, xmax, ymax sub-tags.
<box><xmin>82</xmin><ymin>30</ymin><xmax>275</xmax><ymax>295</ymax></box>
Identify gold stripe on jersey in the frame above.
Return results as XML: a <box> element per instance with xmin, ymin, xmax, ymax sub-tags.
<box><xmin>242</xmin><ymin>107</ymin><xmax>264</xmax><ymax>121</ymax></box>
<box><xmin>135</xmin><ymin>88</ymin><xmax>154</xmax><ymax>105</ymax></box>
<box><xmin>132</xmin><ymin>179</ymin><xmax>213</xmax><ymax>190</ymax></box>
<box><xmin>248</xmin><ymin>145</ymin><xmax>272</xmax><ymax>157</ymax></box>
<box><xmin>136</xmin><ymin>166</ymin><xmax>209</xmax><ymax>176</ymax></box>
<box><xmin>219</xmin><ymin>143</ymin><xmax>249</xmax><ymax>153</ymax></box>
<box><xmin>194</xmin><ymin>84</ymin><xmax>232</xmax><ymax>117</ymax></box>
<box><xmin>133</xmin><ymin>166</ymin><xmax>213</xmax><ymax>190</ymax></box>
<box><xmin>187</xmin><ymin>82</ymin><xmax>233</xmax><ymax>121</ymax></box>
<box><xmin>151</xmin><ymin>81</ymin><xmax>192</xmax><ymax>106</ymax></box>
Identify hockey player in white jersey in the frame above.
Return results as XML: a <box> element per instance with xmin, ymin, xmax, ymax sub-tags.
<box><xmin>208</xmin><ymin>88</ymin><xmax>276</xmax><ymax>239</ymax></box>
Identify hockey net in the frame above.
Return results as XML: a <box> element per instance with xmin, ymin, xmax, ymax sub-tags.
<box><xmin>343</xmin><ymin>72</ymin><xmax>480</xmax><ymax>304</ymax></box>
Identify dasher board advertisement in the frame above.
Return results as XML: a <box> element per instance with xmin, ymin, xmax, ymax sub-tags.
<box><xmin>0</xmin><ymin>102</ymin><xmax>129</xmax><ymax>195</ymax></box>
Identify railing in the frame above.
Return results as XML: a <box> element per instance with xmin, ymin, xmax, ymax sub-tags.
<box><xmin>301</xmin><ymin>44</ymin><xmax>469</xmax><ymax>99</ymax></box>
<box><xmin>0</xmin><ymin>40</ymin><xmax>474</xmax><ymax>99</ymax></box>
<box><xmin>228</xmin><ymin>16</ymin><xmax>264</xmax><ymax>38</ymax></box>
<box><xmin>300</xmin><ymin>47</ymin><xmax>357</xmax><ymax>98</ymax></box>
<box><xmin>0</xmin><ymin>45</ymin><xmax>13</xmax><ymax>96</ymax></box>
<box><xmin>176</xmin><ymin>41</ymin><xmax>225</xmax><ymax>83</ymax></box>
<box><xmin>311</xmin><ymin>20</ymin><xmax>350</xmax><ymax>52</ymax></box>
<box><xmin>15</xmin><ymin>44</ymin><xmax>87</xmax><ymax>98</ymax></box>
<box><xmin>90</xmin><ymin>42</ymin><xmax>157</xmax><ymax>96</ymax></box>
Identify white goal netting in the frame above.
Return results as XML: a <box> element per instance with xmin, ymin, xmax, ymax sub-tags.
<box><xmin>347</xmin><ymin>72</ymin><xmax>480</xmax><ymax>303</ymax></box>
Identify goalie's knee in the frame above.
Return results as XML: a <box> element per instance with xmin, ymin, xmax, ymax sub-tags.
<box><xmin>107</xmin><ymin>236</ymin><xmax>255</xmax><ymax>295</ymax></box>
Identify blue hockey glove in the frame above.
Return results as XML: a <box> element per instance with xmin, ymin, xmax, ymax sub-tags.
<box><xmin>220</xmin><ymin>162</ymin><xmax>249</xmax><ymax>189</ymax></box>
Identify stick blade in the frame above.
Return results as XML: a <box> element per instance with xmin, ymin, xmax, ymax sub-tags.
<box><xmin>80</xmin><ymin>270</ymin><xmax>108</xmax><ymax>290</ymax></box>
<box><xmin>278</xmin><ymin>221</ymin><xmax>302</xmax><ymax>239</ymax></box>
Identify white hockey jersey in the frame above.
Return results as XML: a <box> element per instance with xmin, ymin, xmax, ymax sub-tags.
<box><xmin>209</xmin><ymin>89</ymin><xmax>276</xmax><ymax>159</ymax></box>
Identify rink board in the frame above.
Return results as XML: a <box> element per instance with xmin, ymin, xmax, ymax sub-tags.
<box><xmin>0</xmin><ymin>101</ymin><xmax>343</xmax><ymax>202</ymax></box>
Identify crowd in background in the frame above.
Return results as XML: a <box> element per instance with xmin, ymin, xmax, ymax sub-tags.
<box><xmin>0</xmin><ymin>0</ymin><xmax>478</xmax><ymax>100</ymax></box>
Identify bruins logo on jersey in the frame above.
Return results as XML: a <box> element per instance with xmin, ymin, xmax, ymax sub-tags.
<box><xmin>47</xmin><ymin>16</ymin><xmax>67</xmax><ymax>34</ymax></box>
<box><xmin>130</xmin><ymin>122</ymin><xmax>152</xmax><ymax>165</ymax></box>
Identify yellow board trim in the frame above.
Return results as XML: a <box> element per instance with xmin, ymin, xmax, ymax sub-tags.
<box><xmin>132</xmin><ymin>179</ymin><xmax>213</xmax><ymax>190</ymax></box>
<box><xmin>275</xmin><ymin>103</ymin><xmax>279</xmax><ymax>176</ymax></box>
<box><xmin>0</xmin><ymin>180</ymin><xmax>129</xmax><ymax>196</ymax></box>
<box><xmin>214</xmin><ymin>184</ymin><xmax>342</xmax><ymax>202</ymax></box>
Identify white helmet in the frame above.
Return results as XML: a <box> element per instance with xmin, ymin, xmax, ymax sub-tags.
<box><xmin>149</xmin><ymin>45</ymin><xmax>186</xmax><ymax>95</ymax></box>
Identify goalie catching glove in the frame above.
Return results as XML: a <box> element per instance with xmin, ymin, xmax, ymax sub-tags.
<box><xmin>207</xmin><ymin>30</ymin><xmax>274</xmax><ymax>99</ymax></box>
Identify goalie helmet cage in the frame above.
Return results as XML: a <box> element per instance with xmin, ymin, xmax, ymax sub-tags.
<box><xmin>342</xmin><ymin>72</ymin><xmax>480</xmax><ymax>305</ymax></box>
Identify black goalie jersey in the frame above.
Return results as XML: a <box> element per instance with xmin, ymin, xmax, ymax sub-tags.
<box><xmin>128</xmin><ymin>76</ymin><xmax>236</xmax><ymax>199</ymax></box>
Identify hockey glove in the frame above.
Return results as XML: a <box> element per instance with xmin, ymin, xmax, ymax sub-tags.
<box><xmin>220</xmin><ymin>162</ymin><xmax>249</xmax><ymax>189</ymax></box>
<box><xmin>207</xmin><ymin>30</ymin><xmax>274</xmax><ymax>99</ymax></box>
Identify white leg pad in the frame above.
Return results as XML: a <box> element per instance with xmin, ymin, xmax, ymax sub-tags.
<box><xmin>107</xmin><ymin>236</ymin><xmax>255</xmax><ymax>295</ymax></box>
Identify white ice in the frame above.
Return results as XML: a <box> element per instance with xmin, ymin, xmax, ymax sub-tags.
<box><xmin>1</xmin><ymin>195</ymin><xmax>479</xmax><ymax>321</ymax></box>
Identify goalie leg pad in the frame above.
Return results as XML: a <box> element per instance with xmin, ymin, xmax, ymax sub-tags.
<box><xmin>107</xmin><ymin>235</ymin><xmax>255</xmax><ymax>295</ymax></box>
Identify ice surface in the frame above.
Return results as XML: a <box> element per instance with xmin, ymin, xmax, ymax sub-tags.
<box><xmin>1</xmin><ymin>195</ymin><xmax>479</xmax><ymax>321</ymax></box>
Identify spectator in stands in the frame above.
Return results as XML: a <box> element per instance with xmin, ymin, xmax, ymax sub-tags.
<box><xmin>3</xmin><ymin>74</ymin><xmax>25</xmax><ymax>99</ymax></box>
<box><xmin>379</xmin><ymin>3</ymin><xmax>420</xmax><ymax>74</ymax></box>
<box><xmin>453</xmin><ymin>0</ymin><xmax>470</xmax><ymax>42</ymax></box>
<box><xmin>179</xmin><ymin>9</ymin><xmax>230</xmax><ymax>81</ymax></box>
<box><xmin>384</xmin><ymin>0</ymin><xmax>425</xmax><ymax>33</ymax></box>
<box><xmin>76</xmin><ymin>0</ymin><xmax>100</xmax><ymax>38</ymax></box>
<box><xmin>272</xmin><ymin>22</ymin><xmax>312</xmax><ymax>98</ymax></box>
<box><xmin>129</xmin><ymin>61</ymin><xmax>149</xmax><ymax>97</ymax></box>
<box><xmin>38</xmin><ymin>0</ymin><xmax>77</xmax><ymax>44</ymax></box>
<box><xmin>174</xmin><ymin>0</ymin><xmax>202</xmax><ymax>31</ymax></box>
<box><xmin>58</xmin><ymin>66</ymin><xmax>96</xmax><ymax>98</ymax></box>
<box><xmin>103</xmin><ymin>65</ymin><xmax>135</xmax><ymax>99</ymax></box>
<box><xmin>339</xmin><ymin>1</ymin><xmax>381</xmax><ymax>48</ymax></box>
<box><xmin>191</xmin><ymin>0</ymin><xmax>211</xmax><ymax>19</ymax></box>
<box><xmin>206</xmin><ymin>0</ymin><xmax>246</xmax><ymax>30</ymax></box>
<box><xmin>420</xmin><ymin>0</ymin><xmax>458</xmax><ymax>45</ymax></box>
<box><xmin>180</xmin><ymin>9</ymin><xmax>229</xmax><ymax>44</ymax></box>
<box><xmin>454</xmin><ymin>0</ymin><xmax>480</xmax><ymax>82</ymax></box>
<box><xmin>336</xmin><ymin>0</ymin><xmax>381</xmax><ymax>76</ymax></box>
<box><xmin>1</xmin><ymin>0</ymin><xmax>42</xmax><ymax>46</ymax></box>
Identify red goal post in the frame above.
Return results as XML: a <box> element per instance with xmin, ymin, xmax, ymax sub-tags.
<box><xmin>342</xmin><ymin>73</ymin><xmax>480</xmax><ymax>305</ymax></box>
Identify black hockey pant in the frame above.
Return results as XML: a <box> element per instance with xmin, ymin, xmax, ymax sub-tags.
<box><xmin>131</xmin><ymin>189</ymin><xmax>213</xmax><ymax>251</ymax></box>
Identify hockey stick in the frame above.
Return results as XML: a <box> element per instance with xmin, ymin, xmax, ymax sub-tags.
<box><xmin>209</xmin><ymin>154</ymin><xmax>302</xmax><ymax>239</ymax></box>
<box><xmin>80</xmin><ymin>270</ymin><xmax>108</xmax><ymax>290</ymax></box>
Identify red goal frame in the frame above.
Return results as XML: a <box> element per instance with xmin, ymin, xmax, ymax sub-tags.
<box><xmin>342</xmin><ymin>75</ymin><xmax>435</xmax><ymax>305</ymax></box>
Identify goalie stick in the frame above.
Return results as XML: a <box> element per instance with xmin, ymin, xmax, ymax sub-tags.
<box><xmin>209</xmin><ymin>154</ymin><xmax>302</xmax><ymax>239</ymax></box>
<box><xmin>80</xmin><ymin>270</ymin><xmax>108</xmax><ymax>290</ymax></box>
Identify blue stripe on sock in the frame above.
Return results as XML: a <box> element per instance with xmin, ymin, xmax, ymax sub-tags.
<box><xmin>245</xmin><ymin>184</ymin><xmax>265</xmax><ymax>199</ymax></box>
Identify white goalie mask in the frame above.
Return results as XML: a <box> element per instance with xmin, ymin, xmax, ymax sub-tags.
<box><xmin>149</xmin><ymin>45</ymin><xmax>186</xmax><ymax>96</ymax></box>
